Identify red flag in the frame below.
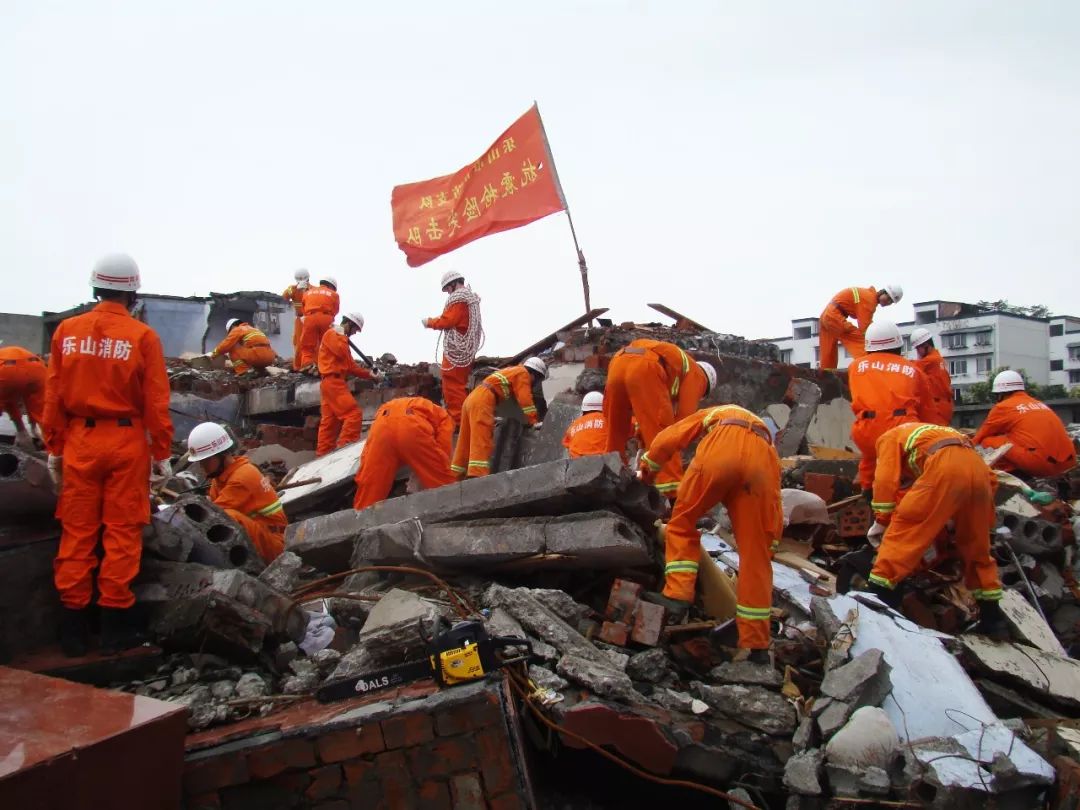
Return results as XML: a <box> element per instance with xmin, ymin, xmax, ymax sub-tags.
<box><xmin>391</xmin><ymin>105</ymin><xmax>567</xmax><ymax>267</ymax></box>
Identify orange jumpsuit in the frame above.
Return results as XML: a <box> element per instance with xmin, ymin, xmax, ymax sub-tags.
<box><xmin>425</xmin><ymin>300</ymin><xmax>472</xmax><ymax>427</ymax></box>
<box><xmin>0</xmin><ymin>346</ymin><xmax>46</xmax><ymax>429</ymax></box>
<box><xmin>642</xmin><ymin>406</ymin><xmax>782</xmax><ymax>649</ymax></box>
<box><xmin>848</xmin><ymin>354</ymin><xmax>927</xmax><ymax>489</ymax></box>
<box><xmin>282</xmin><ymin>284</ymin><xmax>307</xmax><ymax>370</ymax></box>
<box><xmin>317</xmin><ymin>329</ymin><xmax>373</xmax><ymax>456</ymax></box>
<box><xmin>973</xmin><ymin>392</ymin><xmax>1076</xmax><ymax>477</ymax></box>
<box><xmin>209</xmin><ymin>455</ymin><xmax>286</xmax><ymax>563</ymax></box>
<box><xmin>451</xmin><ymin>366</ymin><xmax>538</xmax><ymax>478</ymax></box>
<box><xmin>354</xmin><ymin>397</ymin><xmax>455</xmax><ymax>510</ymax></box>
<box><xmin>868</xmin><ymin>424</ymin><xmax>1001</xmax><ymax>602</ymax></box>
<box><xmin>299</xmin><ymin>284</ymin><xmax>340</xmax><ymax>367</ymax></box>
<box><xmin>819</xmin><ymin>286</ymin><xmax>878</xmax><ymax>370</ymax></box>
<box><xmin>914</xmin><ymin>348</ymin><xmax>954</xmax><ymax>427</ymax></box>
<box><xmin>211</xmin><ymin>323</ymin><xmax>276</xmax><ymax>375</ymax></box>
<box><xmin>43</xmin><ymin>301</ymin><xmax>173</xmax><ymax>610</ymax></box>
<box><xmin>604</xmin><ymin>340</ymin><xmax>709</xmax><ymax>497</ymax></box>
<box><xmin>562</xmin><ymin>412</ymin><xmax>608</xmax><ymax>458</ymax></box>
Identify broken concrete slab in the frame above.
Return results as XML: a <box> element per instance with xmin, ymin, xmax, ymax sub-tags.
<box><xmin>358</xmin><ymin>588</ymin><xmax>447</xmax><ymax>664</ymax></box>
<box><xmin>168</xmin><ymin>391</ymin><xmax>240</xmax><ymax>443</ymax></box>
<box><xmin>278</xmin><ymin>439</ymin><xmax>364</xmax><ymax>521</ymax></box>
<box><xmin>692</xmin><ymin>681</ymin><xmax>797</xmax><ymax>736</ymax></box>
<box><xmin>0</xmin><ymin>446</ymin><xmax>56</xmax><ymax>519</ymax></box>
<box><xmin>145</xmin><ymin>496</ymin><xmax>265</xmax><ymax>575</ymax></box>
<box><xmin>774</xmin><ymin>378</ymin><xmax>822</xmax><ymax>458</ymax></box>
<box><xmin>996</xmin><ymin>508</ymin><xmax>1063</xmax><ymax>557</ymax></box>
<box><xmin>998</xmin><ymin>589</ymin><xmax>1068</xmax><ymax>656</ymax></box>
<box><xmin>819</xmin><ymin>648</ymin><xmax>891</xmax><ymax>708</ymax></box>
<box><xmin>783</xmin><ymin>748</ymin><xmax>824</xmax><ymax>796</ymax></box>
<box><xmin>484</xmin><ymin>584</ymin><xmax>610</xmax><ymax>666</ymax></box>
<box><xmin>257</xmin><ymin>550</ymin><xmax>303</xmax><ymax>594</ymax></box>
<box><xmin>556</xmin><ymin>655</ymin><xmax>638</xmax><ymax>703</ymax></box>
<box><xmin>348</xmin><ymin>510</ymin><xmax>654</xmax><ymax>572</ymax></box>
<box><xmin>960</xmin><ymin>635</ymin><xmax>1080</xmax><ymax>711</ymax></box>
<box><xmin>708</xmin><ymin>660</ymin><xmax>783</xmax><ymax>688</ymax></box>
<box><xmin>626</xmin><ymin>648</ymin><xmax>672</xmax><ymax>684</ymax></box>
<box><xmin>523</xmin><ymin>399</ymin><xmax>580</xmax><ymax>466</ymax></box>
<box><xmin>824</xmin><ymin>706</ymin><xmax>898</xmax><ymax>769</ymax></box>
<box><xmin>291</xmin><ymin>453</ymin><xmax>662</xmax><ymax>572</ymax></box>
<box><xmin>150</xmin><ymin>592</ymin><xmax>272</xmax><ymax>659</ymax></box>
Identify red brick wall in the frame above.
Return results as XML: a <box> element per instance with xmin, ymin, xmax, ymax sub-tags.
<box><xmin>182</xmin><ymin>679</ymin><xmax>533</xmax><ymax>809</ymax></box>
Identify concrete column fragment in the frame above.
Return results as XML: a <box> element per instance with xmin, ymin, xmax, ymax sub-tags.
<box><xmin>144</xmin><ymin>495</ymin><xmax>265</xmax><ymax>575</ymax></box>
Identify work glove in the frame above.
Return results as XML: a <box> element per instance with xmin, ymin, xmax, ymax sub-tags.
<box><xmin>636</xmin><ymin>463</ymin><xmax>658</xmax><ymax>486</ymax></box>
<box><xmin>421</xmin><ymin>318</ymin><xmax>431</xmax><ymax>329</ymax></box>
<box><xmin>867</xmin><ymin>521</ymin><xmax>886</xmax><ymax>546</ymax></box>
<box><xmin>150</xmin><ymin>458</ymin><xmax>173</xmax><ymax>486</ymax></box>
<box><xmin>47</xmin><ymin>455</ymin><xmax>63</xmax><ymax>491</ymax></box>
<box><xmin>533</xmin><ymin>422</ymin><xmax>544</xmax><ymax>431</ymax></box>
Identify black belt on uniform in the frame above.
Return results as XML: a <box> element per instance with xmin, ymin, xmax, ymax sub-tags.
<box><xmin>81</xmin><ymin>417</ymin><xmax>134</xmax><ymax>427</ymax></box>
<box><xmin>924</xmin><ymin>436</ymin><xmax>971</xmax><ymax>457</ymax></box>
<box><xmin>717</xmin><ymin>417</ymin><xmax>772</xmax><ymax>443</ymax></box>
<box><xmin>2</xmin><ymin>360</ymin><xmax>15</xmax><ymax>366</ymax></box>
<box><xmin>322</xmin><ymin>372</ymin><xmax>343</xmax><ymax>379</ymax></box>
<box><xmin>860</xmin><ymin>408</ymin><xmax>907</xmax><ymax>420</ymax></box>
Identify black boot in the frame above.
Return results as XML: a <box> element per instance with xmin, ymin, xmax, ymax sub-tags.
<box><xmin>60</xmin><ymin>608</ymin><xmax>89</xmax><ymax>658</ymax></box>
<box><xmin>641</xmin><ymin>591</ymin><xmax>691</xmax><ymax>623</ymax></box>
<box><xmin>100</xmin><ymin>607</ymin><xmax>147</xmax><ymax>655</ymax></box>
<box><xmin>867</xmin><ymin>581</ymin><xmax>901</xmax><ymax>609</ymax></box>
<box><xmin>746</xmin><ymin>648</ymin><xmax>771</xmax><ymax>665</ymax></box>
<box><xmin>976</xmin><ymin>599</ymin><xmax>1010</xmax><ymax>641</ymax></box>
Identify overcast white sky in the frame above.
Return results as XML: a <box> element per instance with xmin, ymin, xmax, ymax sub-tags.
<box><xmin>4</xmin><ymin>1</ymin><xmax>1078</xmax><ymax>363</ymax></box>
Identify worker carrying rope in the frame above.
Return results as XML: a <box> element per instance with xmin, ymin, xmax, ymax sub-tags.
<box><xmin>422</xmin><ymin>270</ymin><xmax>484</xmax><ymax>427</ymax></box>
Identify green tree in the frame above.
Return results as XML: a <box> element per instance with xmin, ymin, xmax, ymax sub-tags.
<box><xmin>962</xmin><ymin>366</ymin><xmax>1070</xmax><ymax>404</ymax></box>
<box><xmin>974</xmin><ymin>300</ymin><xmax>1052</xmax><ymax>318</ymax></box>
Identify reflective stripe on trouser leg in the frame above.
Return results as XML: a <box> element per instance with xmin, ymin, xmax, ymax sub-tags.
<box><xmin>951</xmin><ymin>451</ymin><xmax>1003</xmax><ymax>602</ymax></box>
<box><xmin>625</xmin><ymin>358</ymin><xmax>680</xmax><ymax>492</ymax></box>
<box><xmin>661</xmin><ymin>456</ymin><xmax>722</xmax><ymax>603</ymax></box>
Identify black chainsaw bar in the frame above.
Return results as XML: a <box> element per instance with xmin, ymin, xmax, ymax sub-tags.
<box><xmin>316</xmin><ymin>658</ymin><xmax>434</xmax><ymax>703</ymax></box>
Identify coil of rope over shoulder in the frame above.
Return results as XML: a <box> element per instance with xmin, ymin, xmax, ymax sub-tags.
<box><xmin>438</xmin><ymin>286</ymin><xmax>484</xmax><ymax>368</ymax></box>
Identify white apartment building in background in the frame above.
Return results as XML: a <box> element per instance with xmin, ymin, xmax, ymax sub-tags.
<box><xmin>765</xmin><ymin>300</ymin><xmax>1080</xmax><ymax>399</ymax></box>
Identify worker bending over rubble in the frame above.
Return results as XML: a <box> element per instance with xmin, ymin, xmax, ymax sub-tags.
<box><xmin>298</xmin><ymin>275</ymin><xmax>340</xmax><ymax>371</ymax></box>
<box><xmin>317</xmin><ymin>312</ymin><xmax>377</xmax><ymax>456</ymax></box>
<box><xmin>422</xmin><ymin>270</ymin><xmax>483</xmax><ymax>427</ymax></box>
<box><xmin>44</xmin><ymin>254</ymin><xmax>173</xmax><ymax>657</ymax></box>
<box><xmin>639</xmin><ymin>405</ymin><xmax>782</xmax><ymax>660</ymax></box>
<box><xmin>973</xmin><ymin>370</ymin><xmax>1076</xmax><ymax>477</ymax></box>
<box><xmin>353</xmin><ymin>397</ymin><xmax>455</xmax><ymax>510</ymax></box>
<box><xmin>818</xmin><ymin>283</ymin><xmax>902</xmax><ymax>370</ymax></box>
<box><xmin>0</xmin><ymin>344</ymin><xmax>46</xmax><ymax>449</ymax></box>
<box><xmin>848</xmin><ymin>321</ymin><xmax>927</xmax><ymax>495</ymax></box>
<box><xmin>910</xmin><ymin>328</ymin><xmax>954</xmax><ymax>426</ymax></box>
<box><xmin>187</xmin><ymin>422</ymin><xmax>286</xmax><ymax>562</ymax></box>
<box><xmin>604</xmin><ymin>339</ymin><xmax>717</xmax><ymax>498</ymax></box>
<box><xmin>209</xmin><ymin>318</ymin><xmax>276</xmax><ymax>376</ymax></box>
<box><xmin>282</xmin><ymin>268</ymin><xmax>310</xmax><ymax>371</ymax></box>
<box><xmin>563</xmin><ymin>391</ymin><xmax>607</xmax><ymax>458</ymax></box>
<box><xmin>452</xmin><ymin>358</ymin><xmax>547</xmax><ymax>478</ymax></box>
<box><xmin>866</xmin><ymin>423</ymin><xmax>1007</xmax><ymax>639</ymax></box>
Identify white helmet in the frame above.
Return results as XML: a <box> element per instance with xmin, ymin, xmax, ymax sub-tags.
<box><xmin>294</xmin><ymin>268</ymin><xmax>310</xmax><ymax>282</ymax></box>
<box><xmin>187</xmin><ymin>422</ymin><xmax>234</xmax><ymax>462</ymax></box>
<box><xmin>90</xmin><ymin>253</ymin><xmax>141</xmax><ymax>292</ymax></box>
<box><xmin>910</xmin><ymin>327</ymin><xmax>933</xmax><ymax>348</ymax></box>
<box><xmin>342</xmin><ymin>312</ymin><xmax>365</xmax><ymax>330</ymax></box>
<box><xmin>440</xmin><ymin>270</ymin><xmax>465</xmax><ymax>291</ymax></box>
<box><xmin>992</xmin><ymin>369</ymin><xmax>1025</xmax><ymax>393</ymax></box>
<box><xmin>582</xmin><ymin>391</ymin><xmax>604</xmax><ymax>412</ymax></box>
<box><xmin>882</xmin><ymin>284</ymin><xmax>903</xmax><ymax>304</ymax></box>
<box><xmin>523</xmin><ymin>357</ymin><xmax>548</xmax><ymax>379</ymax></box>
<box><xmin>225</xmin><ymin>318</ymin><xmax>244</xmax><ymax>332</ymax></box>
<box><xmin>864</xmin><ymin>321</ymin><xmax>903</xmax><ymax>352</ymax></box>
<box><xmin>321</xmin><ymin>276</ymin><xmax>338</xmax><ymax>290</ymax></box>
<box><xmin>699</xmin><ymin>361</ymin><xmax>717</xmax><ymax>393</ymax></box>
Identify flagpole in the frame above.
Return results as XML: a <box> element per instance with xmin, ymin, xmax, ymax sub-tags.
<box><xmin>534</xmin><ymin>103</ymin><xmax>592</xmax><ymax>318</ymax></box>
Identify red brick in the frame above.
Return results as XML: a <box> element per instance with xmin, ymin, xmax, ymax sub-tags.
<box><xmin>417</xmin><ymin>780</ymin><xmax>452</xmax><ymax>810</ymax></box>
<box><xmin>305</xmin><ymin>764</ymin><xmax>343</xmax><ymax>801</ymax></box>
<box><xmin>605</xmin><ymin>578</ymin><xmax>643</xmax><ymax>623</ymax></box>
<box><xmin>342</xmin><ymin>758</ymin><xmax>375</xmax><ymax>789</ymax></box>
<box><xmin>377</xmin><ymin>749</ymin><xmax>416</xmax><ymax>808</ymax></box>
<box><xmin>598</xmin><ymin>621</ymin><xmax>629</xmax><ymax>646</ymax></box>
<box><xmin>382</xmin><ymin>712</ymin><xmax>435</xmax><ymax>749</ymax></box>
<box><xmin>186</xmin><ymin>792</ymin><xmax>222</xmax><ymax>810</ymax></box>
<box><xmin>271</xmin><ymin>771</ymin><xmax>313</xmax><ymax>794</ymax></box>
<box><xmin>802</xmin><ymin>472</ymin><xmax>836</xmax><ymax>503</ymax></box>
<box><xmin>434</xmin><ymin>695</ymin><xmax>501</xmax><ymax>737</ymax></box>
<box><xmin>183</xmin><ymin>753</ymin><xmax>249</xmax><ymax>795</ymax></box>
<box><xmin>630</xmin><ymin>601</ymin><xmax>664</xmax><ymax>647</ymax></box>
<box><xmin>316</xmin><ymin>724</ymin><xmax>386</xmax><ymax>763</ymax></box>
<box><xmin>450</xmin><ymin>773</ymin><xmax>484</xmax><ymax>810</ymax></box>
<box><xmin>407</xmin><ymin>737</ymin><xmax>477</xmax><ymax>779</ymax></box>
<box><xmin>488</xmin><ymin>792</ymin><xmax>527</xmax><ymax>810</ymax></box>
<box><xmin>246</xmin><ymin>738</ymin><xmax>317</xmax><ymax>779</ymax></box>
<box><xmin>475</xmin><ymin>728</ymin><xmax>514</xmax><ymax>796</ymax></box>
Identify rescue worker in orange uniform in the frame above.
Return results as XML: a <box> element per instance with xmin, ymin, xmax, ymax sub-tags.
<box><xmin>818</xmin><ymin>284</ymin><xmax>903</xmax><ymax>370</ymax></box>
<box><xmin>43</xmin><ymin>254</ymin><xmax>173</xmax><ymax>657</ymax></box>
<box><xmin>865</xmin><ymin>422</ymin><xmax>1007</xmax><ymax>638</ymax></box>
<box><xmin>638</xmin><ymin>405</ymin><xmax>782</xmax><ymax>659</ymax></box>
<box><xmin>563</xmin><ymin>391</ymin><xmax>608</xmax><ymax>459</ymax></box>
<box><xmin>187</xmin><ymin>422</ymin><xmax>286</xmax><ymax>563</ymax></box>
<box><xmin>353</xmin><ymin>397</ymin><xmax>456</xmax><ymax>511</ymax></box>
<box><xmin>298</xmin><ymin>275</ymin><xmax>340</xmax><ymax>371</ymax></box>
<box><xmin>422</xmin><ymin>270</ymin><xmax>482</xmax><ymax>427</ymax></box>
<box><xmin>451</xmin><ymin>358</ymin><xmax>547</xmax><ymax>478</ymax></box>
<box><xmin>317</xmin><ymin>312</ymin><xmax>377</xmax><ymax>456</ymax></box>
<box><xmin>209</xmin><ymin>318</ymin><xmax>277</xmax><ymax>375</ymax></box>
<box><xmin>909</xmin><ymin>328</ymin><xmax>954</xmax><ymax>427</ymax></box>
<box><xmin>282</xmin><ymin>268</ymin><xmax>310</xmax><ymax>371</ymax></box>
<box><xmin>604</xmin><ymin>339</ymin><xmax>717</xmax><ymax>498</ymax></box>
<box><xmin>973</xmin><ymin>370</ymin><xmax>1076</xmax><ymax>477</ymax></box>
<box><xmin>849</xmin><ymin>321</ymin><xmax>927</xmax><ymax>494</ymax></box>
<box><xmin>0</xmin><ymin>345</ymin><xmax>47</xmax><ymax>449</ymax></box>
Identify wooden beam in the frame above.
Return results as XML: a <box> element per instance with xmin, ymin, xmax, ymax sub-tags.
<box><xmin>647</xmin><ymin>303</ymin><xmax>712</xmax><ymax>333</ymax></box>
<box><xmin>501</xmin><ymin>308</ymin><xmax>610</xmax><ymax>366</ymax></box>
